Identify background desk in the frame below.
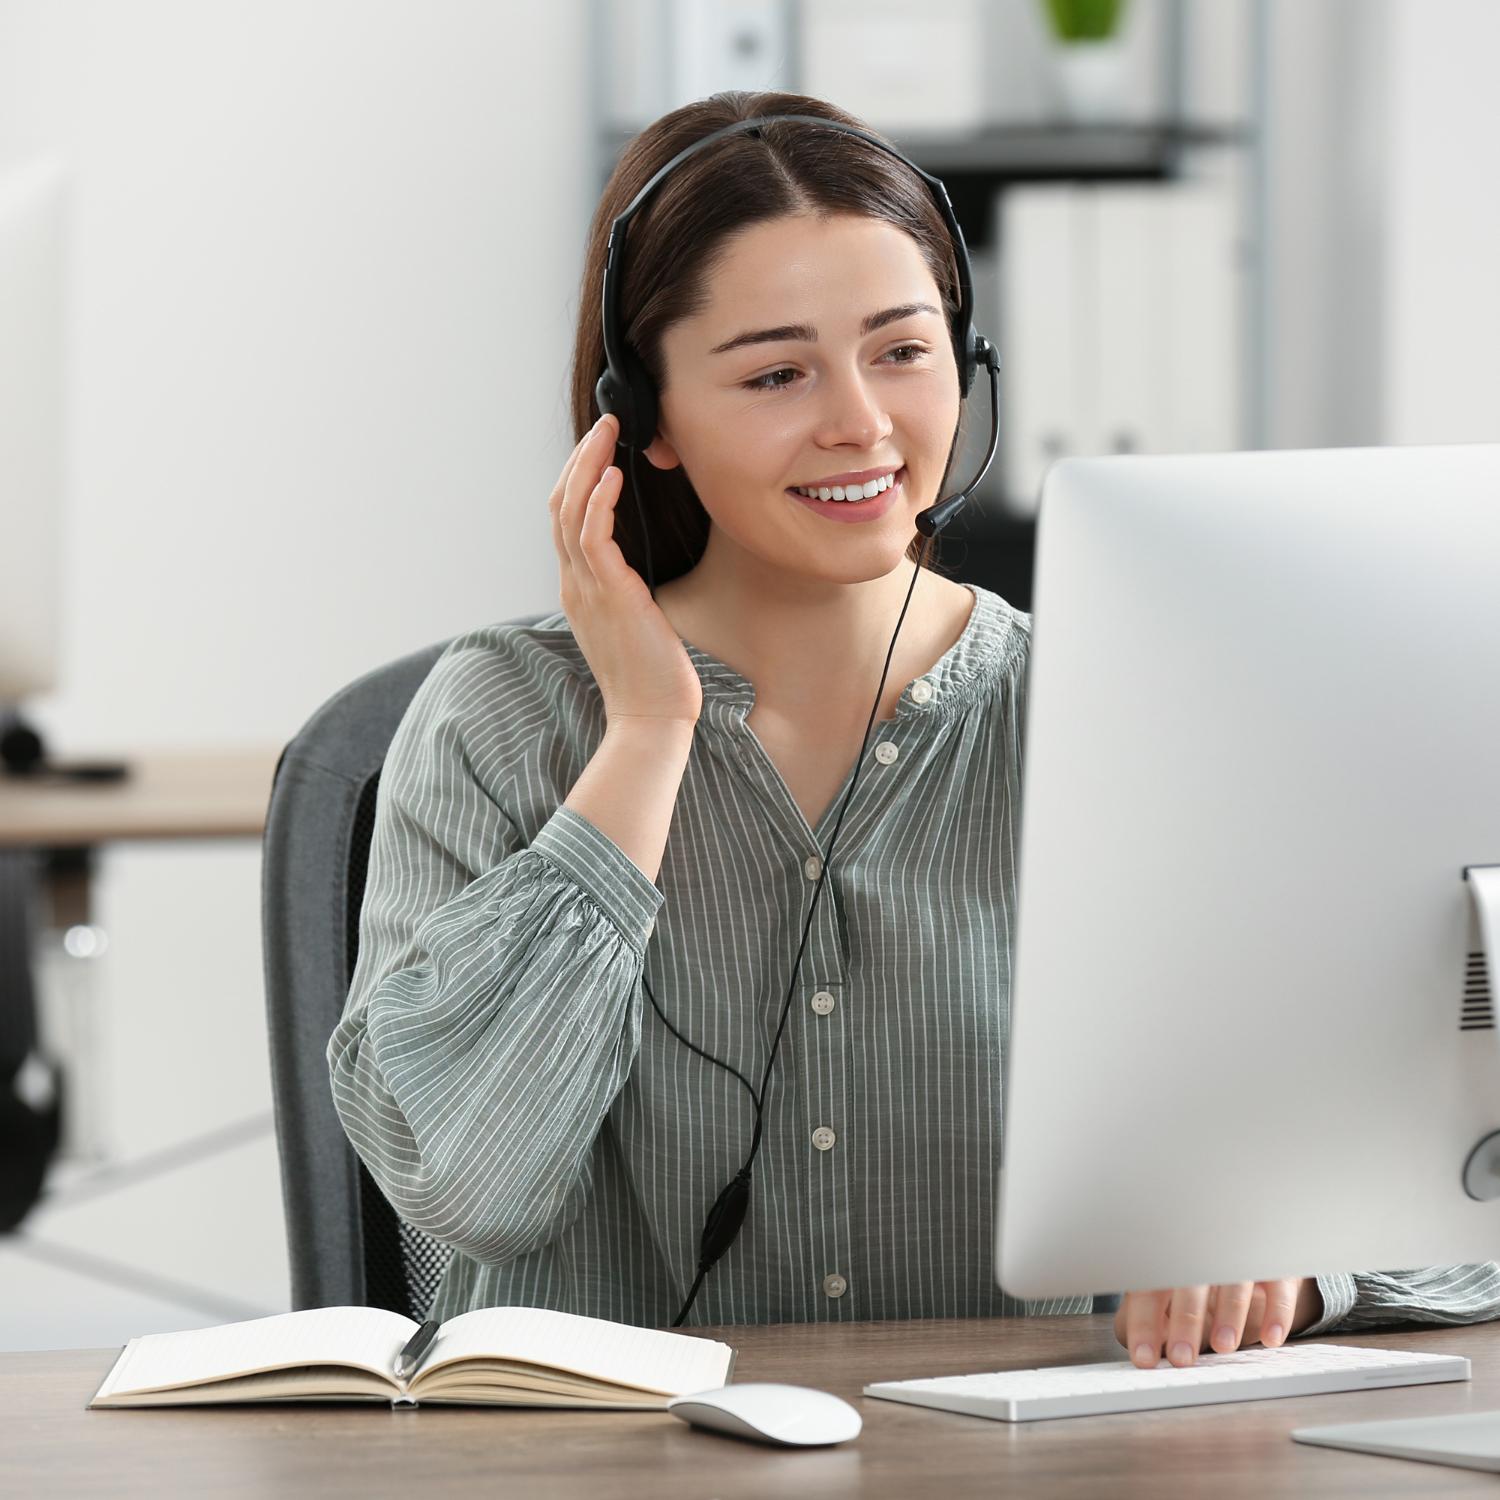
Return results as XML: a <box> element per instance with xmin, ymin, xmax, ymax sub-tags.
<box><xmin>8</xmin><ymin>1313</ymin><xmax>1500</xmax><ymax>1497</ymax></box>
<box><xmin>0</xmin><ymin>747</ymin><xmax>281</xmax><ymax>1172</ymax></box>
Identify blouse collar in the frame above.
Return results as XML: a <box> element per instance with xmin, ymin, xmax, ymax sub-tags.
<box><xmin>685</xmin><ymin>582</ymin><xmax>1024</xmax><ymax>736</ymax></box>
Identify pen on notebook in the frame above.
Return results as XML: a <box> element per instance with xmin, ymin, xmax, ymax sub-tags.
<box><xmin>394</xmin><ymin>1319</ymin><xmax>439</xmax><ymax>1381</ymax></box>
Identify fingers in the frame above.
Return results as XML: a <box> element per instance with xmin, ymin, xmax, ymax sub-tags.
<box><xmin>549</xmin><ymin>419</ymin><xmax>600</xmax><ymax>518</ymax></box>
<box><xmin>1240</xmin><ymin>1282</ymin><xmax>1267</xmax><ymax>1345</ymax></box>
<box><xmin>1122</xmin><ymin>1289</ymin><xmax>1173</xmax><ymax>1368</ymax></box>
<box><xmin>550</xmin><ymin>428</ymin><xmax>592</xmax><ymax>576</ymax></box>
<box><xmin>566</xmin><ymin>415</ymin><xmax>619</xmax><ymax>548</ymax></box>
<box><xmin>552</xmin><ymin>414</ymin><xmax>619</xmax><ymax>583</ymax></box>
<box><xmin>1209</xmin><ymin>1281</ymin><xmax>1256</xmax><ymax>1354</ymax></box>
<box><xmin>1163</xmin><ymin>1285</ymin><xmax>1212</xmax><ymax>1367</ymax></box>
<box><xmin>1257</xmin><ymin>1278</ymin><xmax>1303</xmax><ymax>1348</ymax></box>
<box><xmin>1118</xmin><ymin>1279</ymin><xmax>1311</xmax><ymax>1369</ymax></box>
<box><xmin>578</xmin><ymin>461</ymin><xmax>624</xmax><ymax>583</ymax></box>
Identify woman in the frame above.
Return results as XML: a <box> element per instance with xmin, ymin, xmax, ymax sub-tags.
<box><xmin>327</xmin><ymin>90</ymin><xmax>1500</xmax><ymax>1368</ymax></box>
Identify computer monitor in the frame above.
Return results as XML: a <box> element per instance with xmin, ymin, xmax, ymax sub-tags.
<box><xmin>996</xmin><ymin>441</ymin><xmax>1500</xmax><ymax>1303</ymax></box>
<box><xmin>0</xmin><ymin>155</ymin><xmax>66</xmax><ymax>710</ymax></box>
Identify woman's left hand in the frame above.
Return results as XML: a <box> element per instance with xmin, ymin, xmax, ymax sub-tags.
<box><xmin>1114</xmin><ymin>1278</ymin><xmax>1323</xmax><ymax>1368</ymax></box>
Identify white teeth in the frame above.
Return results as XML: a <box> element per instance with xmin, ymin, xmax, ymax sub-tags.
<box><xmin>793</xmin><ymin>470</ymin><xmax>898</xmax><ymax>501</ymax></box>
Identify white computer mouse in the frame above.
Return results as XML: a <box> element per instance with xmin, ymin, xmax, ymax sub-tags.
<box><xmin>667</xmin><ymin>1382</ymin><xmax>863</xmax><ymax>1447</ymax></box>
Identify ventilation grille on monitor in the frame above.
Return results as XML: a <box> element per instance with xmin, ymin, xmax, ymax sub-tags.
<box><xmin>1462</xmin><ymin>951</ymin><xmax>1495</xmax><ymax>1031</ymax></box>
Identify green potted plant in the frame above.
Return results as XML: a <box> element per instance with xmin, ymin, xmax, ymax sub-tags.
<box><xmin>1040</xmin><ymin>0</ymin><xmax>1131</xmax><ymax>124</ymax></box>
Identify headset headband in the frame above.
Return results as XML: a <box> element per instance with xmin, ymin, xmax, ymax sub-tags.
<box><xmin>595</xmin><ymin>112</ymin><xmax>982</xmax><ymax>451</ymax></box>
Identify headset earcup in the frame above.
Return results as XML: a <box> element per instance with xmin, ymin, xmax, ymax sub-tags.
<box><xmin>594</xmin><ymin>366</ymin><xmax>633</xmax><ymax>447</ymax></box>
<box><xmin>960</xmin><ymin>325</ymin><xmax>981</xmax><ymax>401</ymax></box>
<box><xmin>622</xmin><ymin>349</ymin><xmax>658</xmax><ymax>455</ymax></box>
<box><xmin>594</xmin><ymin>356</ymin><xmax>658</xmax><ymax>454</ymax></box>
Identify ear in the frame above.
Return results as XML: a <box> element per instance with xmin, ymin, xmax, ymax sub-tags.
<box><xmin>642</xmin><ymin>431</ymin><xmax>682</xmax><ymax>472</ymax></box>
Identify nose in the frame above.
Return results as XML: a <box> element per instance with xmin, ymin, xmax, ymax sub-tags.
<box><xmin>813</xmin><ymin>359</ymin><xmax>893</xmax><ymax>451</ymax></box>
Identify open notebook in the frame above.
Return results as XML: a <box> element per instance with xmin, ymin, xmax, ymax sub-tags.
<box><xmin>87</xmin><ymin>1305</ymin><xmax>736</xmax><ymax>1410</ymax></box>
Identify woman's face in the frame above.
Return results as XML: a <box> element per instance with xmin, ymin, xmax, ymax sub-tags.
<box><xmin>644</xmin><ymin>212</ymin><xmax>961</xmax><ymax>586</ymax></box>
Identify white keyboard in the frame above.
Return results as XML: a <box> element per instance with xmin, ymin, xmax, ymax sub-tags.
<box><xmin>863</xmin><ymin>1343</ymin><xmax>1470</xmax><ymax>1423</ymax></box>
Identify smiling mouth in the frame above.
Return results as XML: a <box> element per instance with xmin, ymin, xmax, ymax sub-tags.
<box><xmin>785</xmin><ymin>466</ymin><xmax>907</xmax><ymax>506</ymax></box>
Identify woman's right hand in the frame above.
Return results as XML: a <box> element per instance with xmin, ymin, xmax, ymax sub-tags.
<box><xmin>549</xmin><ymin>412</ymin><xmax>703</xmax><ymax>728</ymax></box>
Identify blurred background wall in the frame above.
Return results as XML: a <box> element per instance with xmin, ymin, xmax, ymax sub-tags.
<box><xmin>0</xmin><ymin>0</ymin><xmax>595</xmax><ymax>753</ymax></box>
<box><xmin>0</xmin><ymin>0</ymin><xmax>1496</xmax><ymax>1348</ymax></box>
<box><xmin>1263</xmin><ymin>0</ymin><xmax>1498</xmax><ymax>450</ymax></box>
<box><xmin>0</xmin><ymin>0</ymin><xmax>596</xmax><ymax>1344</ymax></box>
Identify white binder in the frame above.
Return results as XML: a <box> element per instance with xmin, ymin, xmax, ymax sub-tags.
<box><xmin>999</xmin><ymin>176</ymin><xmax>1243</xmax><ymax>518</ymax></box>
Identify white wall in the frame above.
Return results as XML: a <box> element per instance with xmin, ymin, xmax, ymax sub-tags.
<box><xmin>0</xmin><ymin>0</ymin><xmax>591</xmax><ymax>1213</ymax></box>
<box><xmin>0</xmin><ymin>0</ymin><xmax>592</xmax><ymax>758</ymax></box>
<box><xmin>1260</xmin><ymin>0</ymin><xmax>1389</xmax><ymax>450</ymax></box>
<box><xmin>1261</xmin><ymin>0</ymin><xmax>1500</xmax><ymax>452</ymax></box>
<box><xmin>1381</xmin><ymin>0</ymin><xmax>1500</xmax><ymax>443</ymax></box>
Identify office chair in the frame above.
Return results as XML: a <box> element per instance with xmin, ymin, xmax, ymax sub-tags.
<box><xmin>260</xmin><ymin>613</ymin><xmax>545</xmax><ymax>1319</ymax></box>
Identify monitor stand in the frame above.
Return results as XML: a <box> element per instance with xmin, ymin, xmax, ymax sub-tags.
<box><xmin>1296</xmin><ymin>867</ymin><xmax>1500</xmax><ymax>1473</ymax></box>
<box><xmin>1462</xmin><ymin>867</ymin><xmax>1500</xmax><ymax>1198</ymax></box>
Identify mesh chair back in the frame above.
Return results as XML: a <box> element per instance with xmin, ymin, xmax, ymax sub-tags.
<box><xmin>261</xmin><ymin>615</ymin><xmax>545</xmax><ymax>1318</ymax></box>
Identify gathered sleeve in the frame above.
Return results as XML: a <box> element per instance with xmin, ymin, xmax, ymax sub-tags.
<box><xmin>325</xmin><ymin>638</ymin><xmax>665</xmax><ymax>1265</ymax></box>
<box><xmin>1300</xmin><ymin>1264</ymin><xmax>1500</xmax><ymax>1338</ymax></box>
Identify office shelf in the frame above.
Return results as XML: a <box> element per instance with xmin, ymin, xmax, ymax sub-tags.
<box><xmin>601</xmin><ymin>121</ymin><xmax>1253</xmax><ymax>259</ymax></box>
<box><xmin>601</xmin><ymin>120</ymin><xmax>1246</xmax><ymax>177</ymax></box>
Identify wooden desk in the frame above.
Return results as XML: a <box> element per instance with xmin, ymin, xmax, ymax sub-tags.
<box><xmin>9</xmin><ymin>1314</ymin><xmax>1500</xmax><ymax>1497</ymax></box>
<box><xmin>0</xmin><ymin>748</ymin><xmax>283</xmax><ymax>921</ymax></box>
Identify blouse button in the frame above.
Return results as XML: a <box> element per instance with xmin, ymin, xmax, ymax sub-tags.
<box><xmin>910</xmin><ymin>678</ymin><xmax>933</xmax><ymax>704</ymax></box>
<box><xmin>874</xmin><ymin>741</ymin><xmax>898</xmax><ymax>765</ymax></box>
<box><xmin>811</xmin><ymin>991</ymin><xmax>836</xmax><ymax>1015</ymax></box>
<box><xmin>822</xmin><ymin>1273</ymin><xmax>848</xmax><ymax>1299</ymax></box>
<box><xmin>812</xmin><ymin>1125</ymin><xmax>837</xmax><ymax>1151</ymax></box>
<box><xmin>804</xmin><ymin>855</ymin><xmax>822</xmax><ymax>882</ymax></box>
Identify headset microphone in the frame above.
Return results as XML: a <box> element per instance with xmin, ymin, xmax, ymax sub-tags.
<box><xmin>594</xmin><ymin>112</ymin><xmax>1001</xmax><ymax>1326</ymax></box>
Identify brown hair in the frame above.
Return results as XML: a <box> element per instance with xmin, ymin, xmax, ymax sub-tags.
<box><xmin>568</xmin><ymin>89</ymin><xmax>969</xmax><ymax>590</ymax></box>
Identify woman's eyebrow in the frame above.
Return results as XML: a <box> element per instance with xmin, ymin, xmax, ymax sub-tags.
<box><xmin>708</xmin><ymin>301</ymin><xmax>941</xmax><ymax>356</ymax></box>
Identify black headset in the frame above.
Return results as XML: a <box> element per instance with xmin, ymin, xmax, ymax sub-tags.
<box><xmin>592</xmin><ymin>112</ymin><xmax>1002</xmax><ymax>1326</ymax></box>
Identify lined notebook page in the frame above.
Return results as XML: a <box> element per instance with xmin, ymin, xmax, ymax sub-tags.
<box><xmin>95</xmin><ymin>1307</ymin><xmax>418</xmax><ymax>1398</ymax></box>
<box><xmin>424</xmin><ymin>1307</ymin><xmax>732</xmax><ymax>1396</ymax></box>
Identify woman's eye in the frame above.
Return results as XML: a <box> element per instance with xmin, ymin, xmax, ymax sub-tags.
<box><xmin>747</xmin><ymin>361</ymin><xmax>804</xmax><ymax>387</ymax></box>
<box><xmin>741</xmin><ymin>343</ymin><xmax>929</xmax><ymax>393</ymax></box>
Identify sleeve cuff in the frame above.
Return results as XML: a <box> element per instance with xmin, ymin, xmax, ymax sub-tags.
<box><xmin>527</xmin><ymin>804</ymin><xmax>665</xmax><ymax>954</ymax></box>
<box><xmin>1298</xmin><ymin>1272</ymin><xmax>1359</xmax><ymax>1338</ymax></box>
